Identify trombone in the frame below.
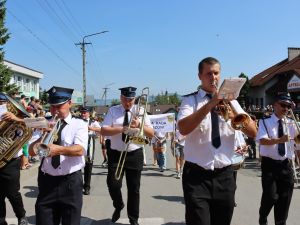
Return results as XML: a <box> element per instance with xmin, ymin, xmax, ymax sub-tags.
<box><xmin>115</xmin><ymin>87</ymin><xmax>149</xmax><ymax>180</ymax></box>
<box><xmin>283</xmin><ymin>112</ymin><xmax>300</xmax><ymax>185</ymax></box>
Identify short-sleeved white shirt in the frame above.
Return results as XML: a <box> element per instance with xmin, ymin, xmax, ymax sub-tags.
<box><xmin>177</xmin><ymin>89</ymin><xmax>236</xmax><ymax>170</ymax></box>
<box><xmin>41</xmin><ymin>113</ymin><xmax>88</xmax><ymax>176</ymax></box>
<box><xmin>256</xmin><ymin>113</ymin><xmax>295</xmax><ymax>160</ymax></box>
<box><xmin>102</xmin><ymin>104</ymin><xmax>153</xmax><ymax>152</ymax></box>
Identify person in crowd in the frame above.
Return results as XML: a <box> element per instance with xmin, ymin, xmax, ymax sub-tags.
<box><xmin>256</xmin><ymin>93</ymin><xmax>296</xmax><ymax>225</ymax></box>
<box><xmin>0</xmin><ymin>92</ymin><xmax>29</xmax><ymax>225</ymax></box>
<box><xmin>177</xmin><ymin>57</ymin><xmax>257</xmax><ymax>225</ymax></box>
<box><xmin>101</xmin><ymin>86</ymin><xmax>154</xmax><ymax>225</ymax></box>
<box><xmin>19</xmin><ymin>94</ymin><xmax>27</xmax><ymax>109</ymax></box>
<box><xmin>29</xmin><ymin>86</ymin><xmax>88</xmax><ymax>225</ymax></box>
<box><xmin>171</xmin><ymin>128</ymin><xmax>185</xmax><ymax>178</ymax></box>
<box><xmin>152</xmin><ymin>131</ymin><xmax>168</xmax><ymax>172</ymax></box>
<box><xmin>80</xmin><ymin>107</ymin><xmax>101</xmax><ymax>195</ymax></box>
<box><xmin>247</xmin><ymin>115</ymin><xmax>257</xmax><ymax>159</ymax></box>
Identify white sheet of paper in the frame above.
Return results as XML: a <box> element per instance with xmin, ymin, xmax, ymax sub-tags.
<box><xmin>24</xmin><ymin>117</ymin><xmax>49</xmax><ymax>128</ymax></box>
<box><xmin>0</xmin><ymin>104</ymin><xmax>8</xmax><ymax>120</ymax></box>
<box><xmin>218</xmin><ymin>78</ymin><xmax>246</xmax><ymax>100</ymax></box>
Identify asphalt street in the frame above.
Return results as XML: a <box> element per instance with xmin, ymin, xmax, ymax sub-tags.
<box><xmin>5</xmin><ymin>141</ymin><xmax>300</xmax><ymax>225</ymax></box>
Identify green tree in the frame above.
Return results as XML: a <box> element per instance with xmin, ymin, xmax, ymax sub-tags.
<box><xmin>0</xmin><ymin>0</ymin><xmax>18</xmax><ymax>94</ymax></box>
<box><xmin>111</xmin><ymin>99</ymin><xmax>120</xmax><ymax>106</ymax></box>
<box><xmin>238</xmin><ymin>72</ymin><xmax>250</xmax><ymax>107</ymax></box>
<box><xmin>40</xmin><ymin>89</ymin><xmax>48</xmax><ymax>104</ymax></box>
<box><xmin>154</xmin><ymin>92</ymin><xmax>181</xmax><ymax>105</ymax></box>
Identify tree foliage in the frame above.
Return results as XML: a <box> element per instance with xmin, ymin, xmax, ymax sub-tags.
<box><xmin>238</xmin><ymin>73</ymin><xmax>250</xmax><ymax>97</ymax></box>
<box><xmin>154</xmin><ymin>92</ymin><xmax>181</xmax><ymax>105</ymax></box>
<box><xmin>0</xmin><ymin>0</ymin><xmax>18</xmax><ymax>94</ymax></box>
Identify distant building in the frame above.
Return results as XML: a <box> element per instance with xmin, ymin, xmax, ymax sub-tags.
<box><xmin>249</xmin><ymin>47</ymin><xmax>300</xmax><ymax>108</ymax></box>
<box><xmin>4</xmin><ymin>60</ymin><xmax>44</xmax><ymax>99</ymax></box>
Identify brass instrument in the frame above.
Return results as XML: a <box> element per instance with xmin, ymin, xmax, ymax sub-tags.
<box><xmin>287</xmin><ymin>109</ymin><xmax>300</xmax><ymax>144</ymax></box>
<box><xmin>0</xmin><ymin>93</ymin><xmax>33</xmax><ymax>168</ymax></box>
<box><xmin>115</xmin><ymin>87</ymin><xmax>149</xmax><ymax>180</ymax></box>
<box><xmin>33</xmin><ymin>115</ymin><xmax>62</xmax><ymax>157</ymax></box>
<box><xmin>213</xmin><ymin>81</ymin><xmax>250</xmax><ymax>130</ymax></box>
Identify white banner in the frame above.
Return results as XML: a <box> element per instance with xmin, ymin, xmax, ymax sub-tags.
<box><xmin>148</xmin><ymin>113</ymin><xmax>175</xmax><ymax>133</ymax></box>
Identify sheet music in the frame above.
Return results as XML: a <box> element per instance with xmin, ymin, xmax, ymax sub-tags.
<box><xmin>218</xmin><ymin>78</ymin><xmax>246</xmax><ymax>100</ymax></box>
<box><xmin>24</xmin><ymin>117</ymin><xmax>49</xmax><ymax>128</ymax></box>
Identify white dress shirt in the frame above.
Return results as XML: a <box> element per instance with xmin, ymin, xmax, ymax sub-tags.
<box><xmin>86</xmin><ymin>119</ymin><xmax>101</xmax><ymax>136</ymax></box>
<box><xmin>102</xmin><ymin>104</ymin><xmax>153</xmax><ymax>152</ymax></box>
<box><xmin>256</xmin><ymin>113</ymin><xmax>296</xmax><ymax>160</ymax></box>
<box><xmin>177</xmin><ymin>89</ymin><xmax>236</xmax><ymax>170</ymax></box>
<box><xmin>41</xmin><ymin>113</ymin><xmax>88</xmax><ymax>176</ymax></box>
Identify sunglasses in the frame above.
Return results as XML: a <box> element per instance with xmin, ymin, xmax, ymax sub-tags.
<box><xmin>279</xmin><ymin>103</ymin><xmax>291</xmax><ymax>109</ymax></box>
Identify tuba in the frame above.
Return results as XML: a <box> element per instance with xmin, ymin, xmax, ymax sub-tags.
<box><xmin>0</xmin><ymin>94</ymin><xmax>33</xmax><ymax>168</ymax></box>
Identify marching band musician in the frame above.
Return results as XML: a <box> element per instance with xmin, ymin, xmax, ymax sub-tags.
<box><xmin>0</xmin><ymin>93</ymin><xmax>28</xmax><ymax>225</ymax></box>
<box><xmin>80</xmin><ymin>107</ymin><xmax>101</xmax><ymax>195</ymax></box>
<box><xmin>29</xmin><ymin>86</ymin><xmax>88</xmax><ymax>225</ymax></box>
<box><xmin>256</xmin><ymin>94</ymin><xmax>296</xmax><ymax>225</ymax></box>
<box><xmin>101</xmin><ymin>86</ymin><xmax>154</xmax><ymax>225</ymax></box>
<box><xmin>177</xmin><ymin>57</ymin><xmax>257</xmax><ymax>225</ymax></box>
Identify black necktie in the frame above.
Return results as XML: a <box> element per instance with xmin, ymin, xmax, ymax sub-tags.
<box><xmin>278</xmin><ymin>119</ymin><xmax>286</xmax><ymax>156</ymax></box>
<box><xmin>207</xmin><ymin>94</ymin><xmax>221</xmax><ymax>148</ymax></box>
<box><xmin>122</xmin><ymin>110</ymin><xmax>130</xmax><ymax>143</ymax></box>
<box><xmin>51</xmin><ymin>120</ymin><xmax>67</xmax><ymax>169</ymax></box>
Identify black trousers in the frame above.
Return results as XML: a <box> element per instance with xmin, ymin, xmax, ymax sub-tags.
<box><xmin>106</xmin><ymin>148</ymin><xmax>143</xmax><ymax>223</ymax></box>
<box><xmin>259</xmin><ymin>157</ymin><xmax>294</xmax><ymax>225</ymax></box>
<box><xmin>83</xmin><ymin>136</ymin><xmax>96</xmax><ymax>191</ymax></box>
<box><xmin>0</xmin><ymin>158</ymin><xmax>26</xmax><ymax>225</ymax></box>
<box><xmin>35</xmin><ymin>170</ymin><xmax>83</xmax><ymax>225</ymax></box>
<box><xmin>182</xmin><ymin>161</ymin><xmax>236</xmax><ymax>225</ymax></box>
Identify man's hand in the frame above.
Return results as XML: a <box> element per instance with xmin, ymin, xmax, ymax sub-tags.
<box><xmin>1</xmin><ymin>112</ymin><xmax>19</xmax><ymax>121</ymax></box>
<box><xmin>123</xmin><ymin>127</ymin><xmax>140</xmax><ymax>135</ymax></box>
<box><xmin>279</xmin><ymin>134</ymin><xmax>289</xmax><ymax>143</ymax></box>
<box><xmin>48</xmin><ymin>144</ymin><xmax>62</xmax><ymax>157</ymax></box>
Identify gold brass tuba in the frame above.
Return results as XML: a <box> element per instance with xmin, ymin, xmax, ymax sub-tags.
<box><xmin>0</xmin><ymin>93</ymin><xmax>33</xmax><ymax>168</ymax></box>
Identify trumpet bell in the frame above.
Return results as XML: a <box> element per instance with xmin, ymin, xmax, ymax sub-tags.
<box><xmin>231</xmin><ymin>114</ymin><xmax>250</xmax><ymax>130</ymax></box>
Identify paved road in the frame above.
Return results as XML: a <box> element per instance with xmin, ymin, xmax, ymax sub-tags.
<box><xmin>5</xmin><ymin>141</ymin><xmax>300</xmax><ymax>225</ymax></box>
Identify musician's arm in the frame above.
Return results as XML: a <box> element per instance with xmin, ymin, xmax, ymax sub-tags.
<box><xmin>259</xmin><ymin>135</ymin><xmax>288</xmax><ymax>145</ymax></box>
<box><xmin>178</xmin><ymin>95</ymin><xmax>220</xmax><ymax>136</ymax></box>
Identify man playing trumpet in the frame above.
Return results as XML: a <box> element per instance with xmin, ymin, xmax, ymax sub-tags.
<box><xmin>177</xmin><ymin>57</ymin><xmax>257</xmax><ymax>225</ymax></box>
<box><xmin>257</xmin><ymin>94</ymin><xmax>296</xmax><ymax>225</ymax></box>
<box><xmin>29</xmin><ymin>86</ymin><xmax>88</xmax><ymax>225</ymax></box>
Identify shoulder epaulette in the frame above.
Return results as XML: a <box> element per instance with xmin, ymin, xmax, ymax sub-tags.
<box><xmin>182</xmin><ymin>91</ymin><xmax>198</xmax><ymax>97</ymax></box>
<box><xmin>72</xmin><ymin>115</ymin><xmax>87</xmax><ymax>122</ymax></box>
<box><xmin>262</xmin><ymin>115</ymin><xmax>271</xmax><ymax>120</ymax></box>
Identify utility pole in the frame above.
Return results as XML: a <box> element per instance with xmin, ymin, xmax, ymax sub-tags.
<box><xmin>76</xmin><ymin>30</ymin><xmax>108</xmax><ymax>107</ymax></box>
<box><xmin>101</xmin><ymin>82</ymin><xmax>114</xmax><ymax>106</ymax></box>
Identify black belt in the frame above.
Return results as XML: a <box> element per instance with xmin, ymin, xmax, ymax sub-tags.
<box><xmin>41</xmin><ymin>170</ymin><xmax>81</xmax><ymax>178</ymax></box>
<box><xmin>261</xmin><ymin>156</ymin><xmax>290</xmax><ymax>165</ymax></box>
<box><xmin>185</xmin><ymin>161</ymin><xmax>232</xmax><ymax>174</ymax></box>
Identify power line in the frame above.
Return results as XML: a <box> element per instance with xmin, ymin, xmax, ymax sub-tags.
<box><xmin>7</xmin><ymin>9</ymin><xmax>81</xmax><ymax>77</ymax></box>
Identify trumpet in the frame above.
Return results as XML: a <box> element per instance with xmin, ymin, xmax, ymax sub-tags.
<box><xmin>33</xmin><ymin>115</ymin><xmax>62</xmax><ymax>157</ymax></box>
<box><xmin>213</xmin><ymin>80</ymin><xmax>251</xmax><ymax>130</ymax></box>
<box><xmin>115</xmin><ymin>87</ymin><xmax>150</xmax><ymax>180</ymax></box>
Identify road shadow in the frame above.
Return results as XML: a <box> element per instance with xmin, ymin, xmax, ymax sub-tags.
<box><xmin>23</xmin><ymin>186</ymin><xmax>39</xmax><ymax>198</ymax></box>
<box><xmin>27</xmin><ymin>215</ymin><xmax>36</xmax><ymax>224</ymax></box>
<box><xmin>152</xmin><ymin>195</ymin><xmax>184</xmax><ymax>204</ymax></box>
<box><xmin>164</xmin><ymin>223</ymin><xmax>185</xmax><ymax>225</ymax></box>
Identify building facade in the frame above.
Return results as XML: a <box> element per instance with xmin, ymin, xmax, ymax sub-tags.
<box><xmin>249</xmin><ymin>47</ymin><xmax>300</xmax><ymax>109</ymax></box>
<box><xmin>4</xmin><ymin>60</ymin><xmax>44</xmax><ymax>99</ymax></box>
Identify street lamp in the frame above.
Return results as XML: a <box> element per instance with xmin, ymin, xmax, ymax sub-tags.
<box><xmin>76</xmin><ymin>30</ymin><xmax>109</xmax><ymax>107</ymax></box>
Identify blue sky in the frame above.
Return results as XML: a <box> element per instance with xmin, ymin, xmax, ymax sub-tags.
<box><xmin>4</xmin><ymin>0</ymin><xmax>300</xmax><ymax>100</ymax></box>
